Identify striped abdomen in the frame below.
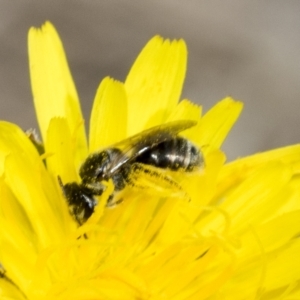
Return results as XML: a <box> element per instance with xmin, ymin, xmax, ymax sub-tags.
<box><xmin>135</xmin><ymin>137</ymin><xmax>202</xmax><ymax>171</ymax></box>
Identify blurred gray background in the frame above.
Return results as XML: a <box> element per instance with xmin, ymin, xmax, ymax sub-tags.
<box><xmin>0</xmin><ymin>1</ymin><xmax>299</xmax><ymax>161</ymax></box>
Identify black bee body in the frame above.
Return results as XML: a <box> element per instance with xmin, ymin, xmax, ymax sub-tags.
<box><xmin>135</xmin><ymin>137</ymin><xmax>200</xmax><ymax>172</ymax></box>
<box><xmin>59</xmin><ymin>120</ymin><xmax>204</xmax><ymax>224</ymax></box>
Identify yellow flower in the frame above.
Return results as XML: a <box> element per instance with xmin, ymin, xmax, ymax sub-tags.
<box><xmin>0</xmin><ymin>21</ymin><xmax>300</xmax><ymax>299</ymax></box>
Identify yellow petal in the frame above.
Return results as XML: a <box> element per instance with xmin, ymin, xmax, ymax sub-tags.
<box><xmin>0</xmin><ymin>122</ymin><xmax>65</xmax><ymax>247</ymax></box>
<box><xmin>28</xmin><ymin>21</ymin><xmax>87</xmax><ymax>166</ymax></box>
<box><xmin>0</xmin><ymin>122</ymin><xmax>40</xmax><ymax>177</ymax></box>
<box><xmin>194</xmin><ymin>97</ymin><xmax>243</xmax><ymax>151</ymax></box>
<box><xmin>0</xmin><ymin>271</ymin><xmax>27</xmax><ymax>300</ymax></box>
<box><xmin>0</xmin><ymin>181</ymin><xmax>36</xmax><ymax>256</ymax></box>
<box><xmin>218</xmin><ymin>144</ymin><xmax>300</xmax><ymax>200</ymax></box>
<box><xmin>125</xmin><ymin>36</ymin><xmax>187</xmax><ymax>135</ymax></box>
<box><xmin>45</xmin><ymin>117</ymin><xmax>78</xmax><ymax>182</ymax></box>
<box><xmin>241</xmin><ymin>210</ymin><xmax>300</xmax><ymax>256</ymax></box>
<box><xmin>263</xmin><ymin>239</ymin><xmax>300</xmax><ymax>294</ymax></box>
<box><xmin>89</xmin><ymin>77</ymin><xmax>127</xmax><ymax>151</ymax></box>
<box><xmin>0</xmin><ymin>181</ymin><xmax>37</xmax><ymax>292</ymax></box>
<box><xmin>198</xmin><ymin>162</ymin><xmax>292</xmax><ymax>236</ymax></box>
<box><xmin>167</xmin><ymin>99</ymin><xmax>202</xmax><ymax>122</ymax></box>
<box><xmin>223</xmin><ymin>144</ymin><xmax>300</xmax><ymax>176</ymax></box>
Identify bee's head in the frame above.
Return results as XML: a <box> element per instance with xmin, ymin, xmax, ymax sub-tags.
<box><xmin>58</xmin><ymin>176</ymin><xmax>97</xmax><ymax>224</ymax></box>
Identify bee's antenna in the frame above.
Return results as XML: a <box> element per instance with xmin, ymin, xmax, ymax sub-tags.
<box><xmin>57</xmin><ymin>176</ymin><xmax>66</xmax><ymax>196</ymax></box>
<box><xmin>57</xmin><ymin>175</ymin><xmax>63</xmax><ymax>187</ymax></box>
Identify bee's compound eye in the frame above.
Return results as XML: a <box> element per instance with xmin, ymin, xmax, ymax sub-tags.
<box><xmin>61</xmin><ymin>182</ymin><xmax>81</xmax><ymax>204</ymax></box>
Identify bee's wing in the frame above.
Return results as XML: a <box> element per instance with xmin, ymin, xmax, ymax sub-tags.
<box><xmin>109</xmin><ymin>120</ymin><xmax>197</xmax><ymax>175</ymax></box>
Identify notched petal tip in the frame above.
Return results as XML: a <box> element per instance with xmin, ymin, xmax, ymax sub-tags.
<box><xmin>28</xmin><ymin>21</ymin><xmax>88</xmax><ymax>167</ymax></box>
<box><xmin>193</xmin><ymin>97</ymin><xmax>243</xmax><ymax>151</ymax></box>
<box><xmin>28</xmin><ymin>21</ymin><xmax>55</xmax><ymax>35</ymax></box>
<box><xmin>125</xmin><ymin>35</ymin><xmax>188</xmax><ymax>135</ymax></box>
<box><xmin>90</xmin><ymin>77</ymin><xmax>128</xmax><ymax>151</ymax></box>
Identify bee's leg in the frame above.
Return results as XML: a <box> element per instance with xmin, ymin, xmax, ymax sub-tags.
<box><xmin>105</xmin><ymin>192</ymin><xmax>124</xmax><ymax>207</ymax></box>
<box><xmin>105</xmin><ymin>171</ymin><xmax>128</xmax><ymax>207</ymax></box>
<box><xmin>128</xmin><ymin>163</ymin><xmax>191</xmax><ymax>201</ymax></box>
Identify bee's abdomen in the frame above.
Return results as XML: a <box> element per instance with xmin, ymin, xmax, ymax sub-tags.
<box><xmin>136</xmin><ymin>137</ymin><xmax>202</xmax><ymax>171</ymax></box>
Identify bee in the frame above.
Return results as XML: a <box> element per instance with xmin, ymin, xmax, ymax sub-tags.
<box><xmin>59</xmin><ymin>120</ymin><xmax>204</xmax><ymax>225</ymax></box>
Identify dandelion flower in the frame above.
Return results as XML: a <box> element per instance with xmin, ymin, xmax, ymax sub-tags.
<box><xmin>0</xmin><ymin>21</ymin><xmax>300</xmax><ymax>300</ymax></box>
